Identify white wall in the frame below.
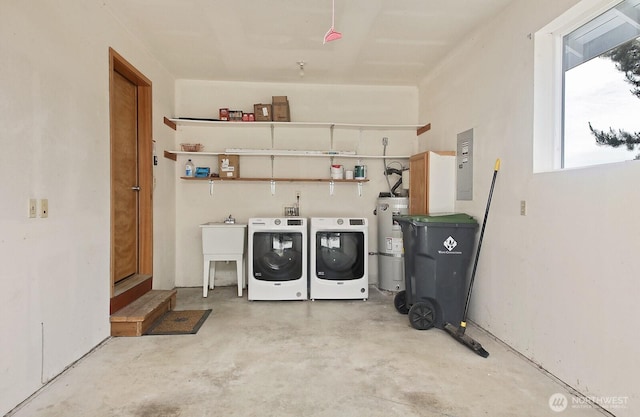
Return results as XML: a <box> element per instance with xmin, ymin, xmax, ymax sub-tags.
<box><xmin>418</xmin><ymin>0</ymin><xmax>639</xmax><ymax>415</ymax></box>
<box><xmin>0</xmin><ymin>1</ymin><xmax>175</xmax><ymax>414</ymax></box>
<box><xmin>173</xmin><ymin>80</ymin><xmax>419</xmax><ymax>288</ymax></box>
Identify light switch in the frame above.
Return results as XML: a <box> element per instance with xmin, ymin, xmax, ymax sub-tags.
<box><xmin>40</xmin><ymin>199</ymin><xmax>48</xmax><ymax>218</ymax></box>
<box><xmin>29</xmin><ymin>199</ymin><xmax>37</xmax><ymax>218</ymax></box>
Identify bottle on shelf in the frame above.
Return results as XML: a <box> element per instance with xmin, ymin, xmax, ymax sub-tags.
<box><xmin>185</xmin><ymin>159</ymin><xmax>194</xmax><ymax>177</ymax></box>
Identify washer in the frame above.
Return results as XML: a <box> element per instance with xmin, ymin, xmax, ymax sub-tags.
<box><xmin>310</xmin><ymin>217</ymin><xmax>368</xmax><ymax>300</ymax></box>
<box><xmin>248</xmin><ymin>217</ymin><xmax>307</xmax><ymax>301</ymax></box>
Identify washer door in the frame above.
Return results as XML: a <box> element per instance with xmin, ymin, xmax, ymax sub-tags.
<box><xmin>252</xmin><ymin>232</ymin><xmax>303</xmax><ymax>281</ymax></box>
<box><xmin>315</xmin><ymin>231</ymin><xmax>365</xmax><ymax>280</ymax></box>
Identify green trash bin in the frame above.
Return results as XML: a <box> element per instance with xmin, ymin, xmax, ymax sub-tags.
<box><xmin>392</xmin><ymin>213</ymin><xmax>478</xmax><ymax>330</ymax></box>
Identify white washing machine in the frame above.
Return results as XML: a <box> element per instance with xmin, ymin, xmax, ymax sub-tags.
<box><xmin>248</xmin><ymin>217</ymin><xmax>307</xmax><ymax>301</ymax></box>
<box><xmin>309</xmin><ymin>217</ymin><xmax>368</xmax><ymax>300</ymax></box>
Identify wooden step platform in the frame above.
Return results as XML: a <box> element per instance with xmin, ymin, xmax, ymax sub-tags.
<box><xmin>111</xmin><ymin>274</ymin><xmax>152</xmax><ymax>314</ymax></box>
<box><xmin>110</xmin><ymin>289</ymin><xmax>177</xmax><ymax>337</ymax></box>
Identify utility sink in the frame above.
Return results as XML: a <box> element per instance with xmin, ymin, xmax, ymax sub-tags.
<box><xmin>199</xmin><ymin>222</ymin><xmax>247</xmax><ymax>254</ymax></box>
<box><xmin>199</xmin><ymin>222</ymin><xmax>247</xmax><ymax>297</ymax></box>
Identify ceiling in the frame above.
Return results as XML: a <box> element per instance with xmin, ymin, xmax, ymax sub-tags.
<box><xmin>103</xmin><ymin>0</ymin><xmax>514</xmax><ymax>86</ymax></box>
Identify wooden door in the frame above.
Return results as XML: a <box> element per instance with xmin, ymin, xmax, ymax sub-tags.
<box><xmin>112</xmin><ymin>71</ymin><xmax>139</xmax><ymax>283</ymax></box>
<box><xmin>109</xmin><ymin>48</ymin><xmax>153</xmax><ymax>306</ymax></box>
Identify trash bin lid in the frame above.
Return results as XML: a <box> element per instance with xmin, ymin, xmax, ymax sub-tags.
<box><xmin>394</xmin><ymin>213</ymin><xmax>477</xmax><ymax>225</ymax></box>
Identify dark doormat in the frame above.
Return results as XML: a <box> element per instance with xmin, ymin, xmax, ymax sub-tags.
<box><xmin>145</xmin><ymin>309</ymin><xmax>212</xmax><ymax>336</ymax></box>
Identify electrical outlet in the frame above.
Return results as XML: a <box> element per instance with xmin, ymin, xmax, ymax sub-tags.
<box><xmin>520</xmin><ymin>200</ymin><xmax>527</xmax><ymax>216</ymax></box>
<box><xmin>40</xmin><ymin>199</ymin><xmax>48</xmax><ymax>218</ymax></box>
<box><xmin>28</xmin><ymin>199</ymin><xmax>37</xmax><ymax>218</ymax></box>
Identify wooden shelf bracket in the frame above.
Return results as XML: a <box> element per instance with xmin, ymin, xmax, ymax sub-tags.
<box><xmin>417</xmin><ymin>123</ymin><xmax>431</xmax><ymax>136</ymax></box>
<box><xmin>164</xmin><ymin>117</ymin><xmax>177</xmax><ymax>130</ymax></box>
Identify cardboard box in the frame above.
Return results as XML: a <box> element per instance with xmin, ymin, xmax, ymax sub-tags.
<box><xmin>218</xmin><ymin>154</ymin><xmax>240</xmax><ymax>178</ymax></box>
<box><xmin>272</xmin><ymin>103</ymin><xmax>290</xmax><ymax>122</ymax></box>
<box><xmin>272</xmin><ymin>96</ymin><xmax>290</xmax><ymax>122</ymax></box>
<box><xmin>253</xmin><ymin>104</ymin><xmax>272</xmax><ymax>121</ymax></box>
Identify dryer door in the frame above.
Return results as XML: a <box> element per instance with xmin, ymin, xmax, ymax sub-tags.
<box><xmin>252</xmin><ymin>232</ymin><xmax>303</xmax><ymax>281</ymax></box>
<box><xmin>315</xmin><ymin>231</ymin><xmax>365</xmax><ymax>280</ymax></box>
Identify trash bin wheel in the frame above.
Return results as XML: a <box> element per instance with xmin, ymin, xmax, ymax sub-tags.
<box><xmin>408</xmin><ymin>300</ymin><xmax>436</xmax><ymax>330</ymax></box>
<box><xmin>393</xmin><ymin>290</ymin><xmax>409</xmax><ymax>315</ymax></box>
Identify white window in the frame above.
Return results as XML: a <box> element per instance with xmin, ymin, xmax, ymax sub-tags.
<box><xmin>534</xmin><ymin>0</ymin><xmax>640</xmax><ymax>171</ymax></box>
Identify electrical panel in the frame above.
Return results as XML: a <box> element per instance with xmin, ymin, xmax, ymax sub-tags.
<box><xmin>457</xmin><ymin>129</ymin><xmax>473</xmax><ymax>201</ymax></box>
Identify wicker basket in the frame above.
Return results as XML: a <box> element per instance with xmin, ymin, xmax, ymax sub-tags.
<box><xmin>180</xmin><ymin>143</ymin><xmax>203</xmax><ymax>152</ymax></box>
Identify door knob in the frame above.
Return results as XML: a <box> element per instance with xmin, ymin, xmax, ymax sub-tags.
<box><xmin>131</xmin><ymin>186</ymin><xmax>141</xmax><ymax>191</ymax></box>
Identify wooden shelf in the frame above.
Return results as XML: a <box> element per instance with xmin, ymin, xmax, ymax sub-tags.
<box><xmin>166</xmin><ymin>150</ymin><xmax>409</xmax><ymax>159</ymax></box>
<box><xmin>164</xmin><ymin>115</ymin><xmax>418</xmax><ymax>191</ymax></box>
<box><xmin>163</xmin><ymin>114</ymin><xmax>425</xmax><ymax>162</ymax></box>
<box><xmin>180</xmin><ymin>177</ymin><xmax>370</xmax><ymax>182</ymax></box>
<box><xmin>164</xmin><ymin>116</ymin><xmax>430</xmax><ymax>135</ymax></box>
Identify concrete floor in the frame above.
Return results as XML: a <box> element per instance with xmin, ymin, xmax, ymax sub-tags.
<box><xmin>8</xmin><ymin>286</ymin><xmax>607</xmax><ymax>417</ymax></box>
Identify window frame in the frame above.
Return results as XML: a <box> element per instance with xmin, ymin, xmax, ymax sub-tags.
<box><xmin>533</xmin><ymin>0</ymin><xmax>634</xmax><ymax>172</ymax></box>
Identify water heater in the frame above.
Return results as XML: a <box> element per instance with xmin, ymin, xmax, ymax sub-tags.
<box><xmin>376</xmin><ymin>197</ymin><xmax>408</xmax><ymax>291</ymax></box>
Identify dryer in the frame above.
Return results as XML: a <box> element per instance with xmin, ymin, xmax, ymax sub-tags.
<box><xmin>310</xmin><ymin>217</ymin><xmax>368</xmax><ymax>300</ymax></box>
<box><xmin>248</xmin><ymin>217</ymin><xmax>307</xmax><ymax>301</ymax></box>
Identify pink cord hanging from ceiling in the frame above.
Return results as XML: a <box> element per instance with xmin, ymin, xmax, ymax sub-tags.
<box><xmin>323</xmin><ymin>0</ymin><xmax>342</xmax><ymax>44</ymax></box>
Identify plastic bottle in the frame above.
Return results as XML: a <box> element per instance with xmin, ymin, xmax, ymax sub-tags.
<box><xmin>185</xmin><ymin>159</ymin><xmax>194</xmax><ymax>177</ymax></box>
